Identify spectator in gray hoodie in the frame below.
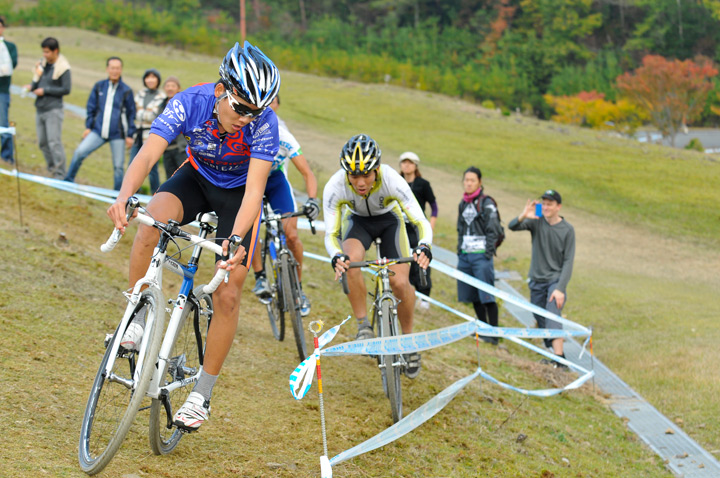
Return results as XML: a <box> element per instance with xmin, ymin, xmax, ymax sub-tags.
<box><xmin>28</xmin><ymin>37</ymin><xmax>71</xmax><ymax>178</ymax></box>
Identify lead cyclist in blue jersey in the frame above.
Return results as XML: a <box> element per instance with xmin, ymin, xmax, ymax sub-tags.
<box><xmin>107</xmin><ymin>42</ymin><xmax>280</xmax><ymax>432</ymax></box>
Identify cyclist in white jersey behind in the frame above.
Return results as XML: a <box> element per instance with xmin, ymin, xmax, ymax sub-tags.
<box><xmin>323</xmin><ymin>134</ymin><xmax>432</xmax><ymax>378</ymax></box>
<box><xmin>250</xmin><ymin>94</ymin><xmax>319</xmax><ymax>316</ymax></box>
<box><xmin>107</xmin><ymin>41</ymin><xmax>280</xmax><ymax>432</ymax></box>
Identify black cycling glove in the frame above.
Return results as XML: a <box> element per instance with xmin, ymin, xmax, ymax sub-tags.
<box><xmin>331</xmin><ymin>253</ymin><xmax>350</xmax><ymax>271</ymax></box>
<box><xmin>415</xmin><ymin>244</ymin><xmax>432</xmax><ymax>262</ymax></box>
<box><xmin>304</xmin><ymin>198</ymin><xmax>321</xmax><ymax>221</ymax></box>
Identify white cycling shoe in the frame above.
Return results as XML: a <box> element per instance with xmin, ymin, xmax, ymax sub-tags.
<box><xmin>120</xmin><ymin>323</ymin><xmax>144</xmax><ymax>351</ymax></box>
<box><xmin>173</xmin><ymin>391</ymin><xmax>211</xmax><ymax>432</ymax></box>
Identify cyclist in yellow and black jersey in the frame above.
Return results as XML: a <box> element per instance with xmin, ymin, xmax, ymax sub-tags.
<box><xmin>323</xmin><ymin>134</ymin><xmax>432</xmax><ymax>378</ymax></box>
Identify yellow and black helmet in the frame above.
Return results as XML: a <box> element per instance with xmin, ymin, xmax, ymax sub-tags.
<box><xmin>339</xmin><ymin>134</ymin><xmax>381</xmax><ymax>175</ymax></box>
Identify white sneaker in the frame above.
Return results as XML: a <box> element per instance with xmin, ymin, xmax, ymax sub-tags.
<box><xmin>419</xmin><ymin>299</ymin><xmax>430</xmax><ymax>310</ymax></box>
<box><xmin>120</xmin><ymin>322</ymin><xmax>144</xmax><ymax>351</ymax></box>
<box><xmin>173</xmin><ymin>391</ymin><xmax>211</xmax><ymax>431</ymax></box>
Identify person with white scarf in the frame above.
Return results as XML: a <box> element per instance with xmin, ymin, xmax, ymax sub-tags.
<box><xmin>28</xmin><ymin>37</ymin><xmax>72</xmax><ymax>178</ymax></box>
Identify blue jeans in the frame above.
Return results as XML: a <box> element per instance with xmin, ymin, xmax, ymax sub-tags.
<box><xmin>128</xmin><ymin>139</ymin><xmax>159</xmax><ymax>194</ymax></box>
<box><xmin>65</xmin><ymin>131</ymin><xmax>126</xmax><ymax>190</ymax></box>
<box><xmin>0</xmin><ymin>93</ymin><xmax>13</xmax><ymax>163</ymax></box>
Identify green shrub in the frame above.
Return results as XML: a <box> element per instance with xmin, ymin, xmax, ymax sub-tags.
<box><xmin>685</xmin><ymin>138</ymin><xmax>705</xmax><ymax>151</ymax></box>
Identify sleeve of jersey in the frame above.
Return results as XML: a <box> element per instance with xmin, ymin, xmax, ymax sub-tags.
<box><xmin>278</xmin><ymin>121</ymin><xmax>302</xmax><ymax>159</ymax></box>
<box><xmin>149</xmin><ymin>94</ymin><xmax>190</xmax><ymax>144</ymax></box>
<box><xmin>249</xmin><ymin>112</ymin><xmax>279</xmax><ymax>162</ymax></box>
<box><xmin>322</xmin><ymin>175</ymin><xmax>345</xmax><ymax>257</ymax></box>
<box><xmin>388</xmin><ymin>168</ymin><xmax>433</xmax><ymax>246</ymax></box>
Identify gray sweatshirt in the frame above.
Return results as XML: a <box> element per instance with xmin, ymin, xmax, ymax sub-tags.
<box><xmin>508</xmin><ymin>215</ymin><xmax>575</xmax><ymax>293</ymax></box>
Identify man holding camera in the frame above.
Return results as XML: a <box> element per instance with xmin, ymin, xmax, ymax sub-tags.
<box><xmin>508</xmin><ymin>189</ymin><xmax>575</xmax><ymax>369</ymax></box>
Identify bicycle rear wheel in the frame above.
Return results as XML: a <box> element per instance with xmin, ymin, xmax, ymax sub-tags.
<box><xmin>282</xmin><ymin>254</ymin><xmax>308</xmax><ymax>361</ymax></box>
<box><xmin>79</xmin><ymin>287</ymin><xmax>164</xmax><ymax>475</ymax></box>
<box><xmin>265</xmin><ymin>242</ymin><xmax>285</xmax><ymax>341</ymax></box>
<box><xmin>148</xmin><ymin>286</ymin><xmax>213</xmax><ymax>455</ymax></box>
<box><xmin>379</xmin><ymin>299</ymin><xmax>403</xmax><ymax>423</ymax></box>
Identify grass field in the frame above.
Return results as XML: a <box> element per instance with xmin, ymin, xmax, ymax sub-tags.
<box><xmin>1</xmin><ymin>26</ymin><xmax>718</xmax><ymax>477</ymax></box>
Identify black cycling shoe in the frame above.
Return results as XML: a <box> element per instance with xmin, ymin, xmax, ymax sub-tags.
<box><xmin>404</xmin><ymin>352</ymin><xmax>422</xmax><ymax>379</ymax></box>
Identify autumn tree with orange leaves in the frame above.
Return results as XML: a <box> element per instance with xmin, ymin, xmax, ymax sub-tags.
<box><xmin>616</xmin><ymin>55</ymin><xmax>718</xmax><ymax>146</ymax></box>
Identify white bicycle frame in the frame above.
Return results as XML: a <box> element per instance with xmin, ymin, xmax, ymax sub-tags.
<box><xmin>101</xmin><ymin>212</ymin><xmax>227</xmax><ymax>397</ymax></box>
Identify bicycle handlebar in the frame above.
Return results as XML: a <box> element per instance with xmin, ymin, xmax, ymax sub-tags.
<box><xmin>339</xmin><ymin>256</ymin><xmax>427</xmax><ymax>295</ymax></box>
<box><xmin>101</xmin><ymin>204</ymin><xmax>233</xmax><ymax>295</ymax></box>
<box><xmin>262</xmin><ymin>207</ymin><xmax>317</xmax><ymax>235</ymax></box>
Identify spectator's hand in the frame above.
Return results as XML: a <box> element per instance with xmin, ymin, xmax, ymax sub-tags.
<box><xmin>125</xmin><ymin>137</ymin><xmax>134</xmax><ymax>149</ymax></box>
<box><xmin>82</xmin><ymin>129</ymin><xmax>91</xmax><ymax>139</ymax></box>
<box><xmin>521</xmin><ymin>199</ymin><xmax>537</xmax><ymax>221</ymax></box>
<box><xmin>303</xmin><ymin>197</ymin><xmax>320</xmax><ymax>221</ymax></box>
<box><xmin>413</xmin><ymin>244</ymin><xmax>432</xmax><ymax>270</ymax></box>
<box><xmin>549</xmin><ymin>289</ymin><xmax>566</xmax><ymax>309</ymax></box>
<box><xmin>32</xmin><ymin>88</ymin><xmax>44</xmax><ymax>97</ymax></box>
<box><xmin>331</xmin><ymin>253</ymin><xmax>350</xmax><ymax>281</ymax></box>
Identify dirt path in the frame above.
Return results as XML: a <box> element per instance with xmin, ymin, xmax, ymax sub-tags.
<box><xmin>287</xmin><ymin>118</ymin><xmax>720</xmax><ymax>288</ymax></box>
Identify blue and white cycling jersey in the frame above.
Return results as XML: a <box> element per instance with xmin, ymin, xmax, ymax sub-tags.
<box><xmin>150</xmin><ymin>82</ymin><xmax>279</xmax><ymax>189</ymax></box>
<box><xmin>269</xmin><ymin>117</ymin><xmax>302</xmax><ymax>173</ymax></box>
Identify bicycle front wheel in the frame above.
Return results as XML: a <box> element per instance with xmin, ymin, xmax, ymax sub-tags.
<box><xmin>282</xmin><ymin>253</ymin><xmax>308</xmax><ymax>361</ymax></box>
<box><xmin>379</xmin><ymin>299</ymin><xmax>403</xmax><ymax>423</ymax></box>
<box><xmin>265</xmin><ymin>243</ymin><xmax>285</xmax><ymax>341</ymax></box>
<box><xmin>149</xmin><ymin>286</ymin><xmax>213</xmax><ymax>455</ymax></box>
<box><xmin>79</xmin><ymin>287</ymin><xmax>164</xmax><ymax>475</ymax></box>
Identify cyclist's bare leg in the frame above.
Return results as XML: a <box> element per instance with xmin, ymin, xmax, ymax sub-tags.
<box><xmin>128</xmin><ymin>192</ymin><xmax>184</xmax><ymax>287</ymax></box>
<box><xmin>342</xmin><ymin>238</ymin><xmax>368</xmax><ymax>319</ymax></box>
<box><xmin>202</xmin><ymin>263</ymin><xmax>249</xmax><ymax>375</ymax></box>
<box><xmin>283</xmin><ymin>216</ymin><xmax>303</xmax><ymax>282</ymax></box>
<box><xmin>388</xmin><ymin>263</ymin><xmax>414</xmax><ymax>333</ymax></box>
<box><xmin>250</xmin><ymin>241</ymin><xmax>263</xmax><ymax>274</ymax></box>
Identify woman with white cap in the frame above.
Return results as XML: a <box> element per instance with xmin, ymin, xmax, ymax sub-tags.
<box><xmin>398</xmin><ymin>151</ymin><xmax>437</xmax><ymax>306</ymax></box>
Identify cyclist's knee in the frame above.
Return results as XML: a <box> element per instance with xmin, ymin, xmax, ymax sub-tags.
<box><xmin>134</xmin><ymin>223</ymin><xmax>160</xmax><ymax>248</ymax></box>
<box><xmin>214</xmin><ymin>284</ymin><xmax>242</xmax><ymax>311</ymax></box>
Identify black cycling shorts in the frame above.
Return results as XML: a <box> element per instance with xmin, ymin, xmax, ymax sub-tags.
<box><xmin>156</xmin><ymin>163</ymin><xmax>261</xmax><ymax>267</ymax></box>
<box><xmin>342</xmin><ymin>210</ymin><xmax>410</xmax><ymax>259</ymax></box>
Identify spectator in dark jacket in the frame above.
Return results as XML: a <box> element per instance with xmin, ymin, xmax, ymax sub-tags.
<box><xmin>65</xmin><ymin>56</ymin><xmax>135</xmax><ymax>190</ymax></box>
<box><xmin>0</xmin><ymin>16</ymin><xmax>18</xmax><ymax>164</ymax></box>
<box><xmin>398</xmin><ymin>151</ymin><xmax>437</xmax><ymax>308</ymax></box>
<box><xmin>28</xmin><ymin>37</ymin><xmax>71</xmax><ymax>178</ymax></box>
<box><xmin>456</xmin><ymin>166</ymin><xmax>502</xmax><ymax>344</ymax></box>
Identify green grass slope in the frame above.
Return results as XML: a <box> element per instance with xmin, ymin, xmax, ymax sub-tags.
<box><xmin>2</xmin><ymin>26</ymin><xmax>718</xmax><ymax>476</ymax></box>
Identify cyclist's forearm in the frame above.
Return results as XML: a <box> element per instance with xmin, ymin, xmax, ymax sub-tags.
<box><xmin>292</xmin><ymin>154</ymin><xmax>317</xmax><ymax>198</ymax></box>
<box><xmin>117</xmin><ymin>135</ymin><xmax>167</xmax><ymax>201</ymax></box>
<box><xmin>230</xmin><ymin>158</ymin><xmax>271</xmax><ymax>238</ymax></box>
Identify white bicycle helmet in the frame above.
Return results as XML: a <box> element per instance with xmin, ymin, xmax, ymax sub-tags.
<box><xmin>219</xmin><ymin>41</ymin><xmax>280</xmax><ymax>109</ymax></box>
<box><xmin>340</xmin><ymin>134</ymin><xmax>381</xmax><ymax>175</ymax></box>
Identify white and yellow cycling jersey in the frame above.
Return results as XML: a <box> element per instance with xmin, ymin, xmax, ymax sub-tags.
<box><xmin>322</xmin><ymin>164</ymin><xmax>432</xmax><ymax>257</ymax></box>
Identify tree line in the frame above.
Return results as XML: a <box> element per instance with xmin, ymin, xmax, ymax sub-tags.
<box><xmin>9</xmin><ymin>0</ymin><xmax>720</xmax><ymax>140</ymax></box>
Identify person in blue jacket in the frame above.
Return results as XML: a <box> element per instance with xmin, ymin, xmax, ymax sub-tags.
<box><xmin>65</xmin><ymin>56</ymin><xmax>135</xmax><ymax>190</ymax></box>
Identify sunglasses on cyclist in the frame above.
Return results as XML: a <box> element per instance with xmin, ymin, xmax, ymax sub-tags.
<box><xmin>221</xmin><ymin>91</ymin><xmax>265</xmax><ymax>118</ymax></box>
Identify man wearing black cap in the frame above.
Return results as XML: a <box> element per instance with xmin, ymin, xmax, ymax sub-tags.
<box><xmin>508</xmin><ymin>189</ymin><xmax>575</xmax><ymax>369</ymax></box>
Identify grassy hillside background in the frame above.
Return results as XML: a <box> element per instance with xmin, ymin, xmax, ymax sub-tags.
<box><xmin>1</xmin><ymin>27</ymin><xmax>718</xmax><ymax>477</ymax></box>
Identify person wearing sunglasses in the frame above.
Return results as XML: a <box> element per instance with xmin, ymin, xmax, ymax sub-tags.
<box><xmin>322</xmin><ymin>134</ymin><xmax>433</xmax><ymax>379</ymax></box>
<box><xmin>107</xmin><ymin>41</ymin><xmax>280</xmax><ymax>432</ymax></box>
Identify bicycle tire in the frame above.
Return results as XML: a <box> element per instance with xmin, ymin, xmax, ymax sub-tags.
<box><xmin>78</xmin><ymin>287</ymin><xmax>165</xmax><ymax>475</ymax></box>
<box><xmin>148</xmin><ymin>286</ymin><xmax>213</xmax><ymax>455</ymax></box>
<box><xmin>265</xmin><ymin>243</ymin><xmax>285</xmax><ymax>341</ymax></box>
<box><xmin>282</xmin><ymin>253</ymin><xmax>308</xmax><ymax>361</ymax></box>
<box><xmin>380</xmin><ymin>299</ymin><xmax>403</xmax><ymax>423</ymax></box>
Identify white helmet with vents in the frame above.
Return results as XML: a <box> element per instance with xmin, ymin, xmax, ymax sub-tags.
<box><xmin>219</xmin><ymin>41</ymin><xmax>280</xmax><ymax>109</ymax></box>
